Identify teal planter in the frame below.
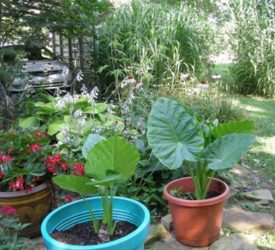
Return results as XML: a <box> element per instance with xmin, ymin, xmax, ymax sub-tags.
<box><xmin>41</xmin><ymin>197</ymin><xmax>150</xmax><ymax>250</ymax></box>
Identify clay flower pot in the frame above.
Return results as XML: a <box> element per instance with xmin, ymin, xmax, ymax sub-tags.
<box><xmin>163</xmin><ymin>177</ymin><xmax>229</xmax><ymax>247</ymax></box>
<box><xmin>0</xmin><ymin>182</ymin><xmax>54</xmax><ymax>237</ymax></box>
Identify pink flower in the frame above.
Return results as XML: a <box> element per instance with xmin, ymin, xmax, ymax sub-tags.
<box><xmin>15</xmin><ymin>178</ymin><xmax>25</xmax><ymax>190</ymax></box>
<box><xmin>0</xmin><ymin>205</ymin><xmax>17</xmax><ymax>216</ymax></box>
<box><xmin>30</xmin><ymin>143</ymin><xmax>41</xmax><ymax>152</ymax></box>
<box><xmin>60</xmin><ymin>162</ymin><xmax>68</xmax><ymax>171</ymax></box>
<box><xmin>0</xmin><ymin>172</ymin><xmax>4</xmax><ymax>179</ymax></box>
<box><xmin>72</xmin><ymin>163</ymin><xmax>85</xmax><ymax>176</ymax></box>
<box><xmin>65</xmin><ymin>195</ymin><xmax>74</xmax><ymax>203</ymax></box>
<box><xmin>0</xmin><ymin>154</ymin><xmax>13</xmax><ymax>163</ymax></box>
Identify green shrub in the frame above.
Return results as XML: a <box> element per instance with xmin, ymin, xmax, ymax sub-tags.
<box><xmin>229</xmin><ymin>0</ymin><xmax>275</xmax><ymax>97</ymax></box>
<box><xmin>96</xmin><ymin>0</ymin><xmax>213</xmax><ymax>92</ymax></box>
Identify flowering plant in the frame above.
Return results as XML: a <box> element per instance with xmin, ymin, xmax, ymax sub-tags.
<box><xmin>0</xmin><ymin>128</ymin><xmax>75</xmax><ymax>192</ymax></box>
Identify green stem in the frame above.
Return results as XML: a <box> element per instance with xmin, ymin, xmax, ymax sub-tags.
<box><xmin>83</xmin><ymin>197</ymin><xmax>99</xmax><ymax>233</ymax></box>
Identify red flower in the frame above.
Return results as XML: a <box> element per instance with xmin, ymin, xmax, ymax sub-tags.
<box><xmin>53</xmin><ymin>154</ymin><xmax>61</xmax><ymax>163</ymax></box>
<box><xmin>0</xmin><ymin>205</ymin><xmax>17</xmax><ymax>216</ymax></box>
<box><xmin>47</xmin><ymin>165</ymin><xmax>57</xmax><ymax>175</ymax></box>
<box><xmin>0</xmin><ymin>154</ymin><xmax>13</xmax><ymax>163</ymax></box>
<box><xmin>72</xmin><ymin>163</ymin><xmax>85</xmax><ymax>176</ymax></box>
<box><xmin>30</xmin><ymin>144</ymin><xmax>41</xmax><ymax>152</ymax></box>
<box><xmin>65</xmin><ymin>195</ymin><xmax>74</xmax><ymax>203</ymax></box>
<box><xmin>60</xmin><ymin>162</ymin><xmax>68</xmax><ymax>171</ymax></box>
<box><xmin>8</xmin><ymin>181</ymin><xmax>16</xmax><ymax>190</ymax></box>
<box><xmin>0</xmin><ymin>172</ymin><xmax>4</xmax><ymax>179</ymax></box>
<box><xmin>35</xmin><ymin>130</ymin><xmax>47</xmax><ymax>137</ymax></box>
<box><xmin>15</xmin><ymin>178</ymin><xmax>25</xmax><ymax>190</ymax></box>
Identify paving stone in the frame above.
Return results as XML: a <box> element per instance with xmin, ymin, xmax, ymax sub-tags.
<box><xmin>223</xmin><ymin>207</ymin><xmax>274</xmax><ymax>231</ymax></box>
<box><xmin>161</xmin><ymin>214</ymin><xmax>173</xmax><ymax>231</ymax></box>
<box><xmin>148</xmin><ymin>236</ymin><xmax>208</xmax><ymax>250</ymax></box>
<box><xmin>145</xmin><ymin>224</ymin><xmax>171</xmax><ymax>245</ymax></box>
<box><xmin>240</xmin><ymin>189</ymin><xmax>274</xmax><ymax>201</ymax></box>
<box><xmin>209</xmin><ymin>234</ymin><xmax>259</xmax><ymax>250</ymax></box>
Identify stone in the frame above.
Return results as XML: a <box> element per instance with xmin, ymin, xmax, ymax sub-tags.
<box><xmin>161</xmin><ymin>214</ymin><xmax>173</xmax><ymax>231</ymax></box>
<box><xmin>145</xmin><ymin>224</ymin><xmax>171</xmax><ymax>245</ymax></box>
<box><xmin>223</xmin><ymin>207</ymin><xmax>274</xmax><ymax>231</ymax></box>
<box><xmin>148</xmin><ymin>236</ymin><xmax>208</xmax><ymax>250</ymax></box>
<box><xmin>209</xmin><ymin>234</ymin><xmax>259</xmax><ymax>250</ymax></box>
<box><xmin>240</xmin><ymin>189</ymin><xmax>274</xmax><ymax>201</ymax></box>
<box><xmin>256</xmin><ymin>200</ymin><xmax>271</xmax><ymax>206</ymax></box>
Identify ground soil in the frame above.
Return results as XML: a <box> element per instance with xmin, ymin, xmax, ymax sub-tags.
<box><xmin>51</xmin><ymin>221</ymin><xmax>137</xmax><ymax>246</ymax></box>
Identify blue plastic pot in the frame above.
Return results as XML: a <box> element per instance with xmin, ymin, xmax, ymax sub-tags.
<box><xmin>41</xmin><ymin>196</ymin><xmax>150</xmax><ymax>250</ymax></box>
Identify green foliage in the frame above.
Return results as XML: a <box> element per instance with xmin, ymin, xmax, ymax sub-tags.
<box><xmin>147</xmin><ymin>97</ymin><xmax>255</xmax><ymax>199</ymax></box>
<box><xmin>96</xmin><ymin>0</ymin><xmax>213</xmax><ymax>90</ymax></box>
<box><xmin>53</xmin><ymin>136</ymin><xmax>140</xmax><ymax>236</ymax></box>
<box><xmin>229</xmin><ymin>0</ymin><xmax>275</xmax><ymax>97</ymax></box>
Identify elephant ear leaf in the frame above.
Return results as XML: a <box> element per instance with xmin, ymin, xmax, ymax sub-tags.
<box><xmin>147</xmin><ymin>97</ymin><xmax>204</xmax><ymax>170</ymax></box>
<box><xmin>85</xmin><ymin>136</ymin><xmax>140</xmax><ymax>181</ymax></box>
<box><xmin>203</xmin><ymin>134</ymin><xmax>255</xmax><ymax>171</ymax></box>
<box><xmin>212</xmin><ymin>120</ymin><xmax>254</xmax><ymax>139</ymax></box>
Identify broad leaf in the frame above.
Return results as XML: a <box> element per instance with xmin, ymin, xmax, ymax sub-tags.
<box><xmin>34</xmin><ymin>102</ymin><xmax>55</xmax><ymax>113</ymax></box>
<box><xmin>147</xmin><ymin>97</ymin><xmax>204</xmax><ymax>169</ymax></box>
<box><xmin>85</xmin><ymin>136</ymin><xmax>140</xmax><ymax>180</ymax></box>
<box><xmin>83</xmin><ymin>103</ymin><xmax>109</xmax><ymax>114</ymax></box>
<box><xmin>53</xmin><ymin>175</ymin><xmax>97</xmax><ymax>195</ymax></box>
<box><xmin>19</xmin><ymin>117</ymin><xmax>38</xmax><ymax>128</ymax></box>
<box><xmin>203</xmin><ymin>133</ymin><xmax>255</xmax><ymax>171</ymax></box>
<box><xmin>212</xmin><ymin>120</ymin><xmax>254</xmax><ymax>138</ymax></box>
<box><xmin>82</xmin><ymin>134</ymin><xmax>106</xmax><ymax>159</ymax></box>
<box><xmin>48</xmin><ymin>120</ymin><xmax>66</xmax><ymax>135</ymax></box>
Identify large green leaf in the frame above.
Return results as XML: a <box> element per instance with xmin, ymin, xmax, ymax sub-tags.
<box><xmin>85</xmin><ymin>136</ymin><xmax>140</xmax><ymax>180</ymax></box>
<box><xmin>47</xmin><ymin>120</ymin><xmax>66</xmax><ymax>135</ymax></box>
<box><xmin>82</xmin><ymin>134</ymin><xmax>106</xmax><ymax>159</ymax></box>
<box><xmin>83</xmin><ymin>103</ymin><xmax>109</xmax><ymax>114</ymax></box>
<box><xmin>147</xmin><ymin>97</ymin><xmax>204</xmax><ymax>169</ymax></box>
<box><xmin>34</xmin><ymin>102</ymin><xmax>55</xmax><ymax>113</ymax></box>
<box><xmin>203</xmin><ymin>133</ymin><xmax>256</xmax><ymax>171</ymax></box>
<box><xmin>19</xmin><ymin>117</ymin><xmax>38</xmax><ymax>128</ymax></box>
<box><xmin>53</xmin><ymin>175</ymin><xmax>97</xmax><ymax>195</ymax></box>
<box><xmin>212</xmin><ymin>120</ymin><xmax>254</xmax><ymax>138</ymax></box>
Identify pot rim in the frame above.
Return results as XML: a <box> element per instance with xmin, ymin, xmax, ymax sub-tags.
<box><xmin>0</xmin><ymin>182</ymin><xmax>50</xmax><ymax>198</ymax></box>
<box><xmin>163</xmin><ymin>177</ymin><xmax>229</xmax><ymax>207</ymax></box>
<box><xmin>41</xmin><ymin>196</ymin><xmax>150</xmax><ymax>249</ymax></box>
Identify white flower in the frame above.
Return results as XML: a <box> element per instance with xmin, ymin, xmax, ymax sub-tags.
<box><xmin>74</xmin><ymin>109</ymin><xmax>83</xmax><ymax>118</ymax></box>
<box><xmin>76</xmin><ymin>71</ymin><xmax>84</xmax><ymax>82</ymax></box>
<box><xmin>60</xmin><ymin>126</ymin><xmax>70</xmax><ymax>143</ymax></box>
<box><xmin>78</xmin><ymin>117</ymin><xmax>86</xmax><ymax>129</ymax></box>
<box><xmin>56</xmin><ymin>99</ymin><xmax>66</xmax><ymax>110</ymax></box>
<box><xmin>107</xmin><ymin>104</ymin><xmax>116</xmax><ymax>114</ymax></box>
<box><xmin>89</xmin><ymin>86</ymin><xmax>99</xmax><ymax>103</ymax></box>
<box><xmin>120</xmin><ymin>76</ymin><xmax>137</xmax><ymax>88</ymax></box>
<box><xmin>80</xmin><ymin>84</ymin><xmax>88</xmax><ymax>95</ymax></box>
<box><xmin>63</xmin><ymin>93</ymin><xmax>74</xmax><ymax>104</ymax></box>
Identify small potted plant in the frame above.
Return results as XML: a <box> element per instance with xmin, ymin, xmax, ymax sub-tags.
<box><xmin>147</xmin><ymin>97</ymin><xmax>255</xmax><ymax>247</ymax></box>
<box><xmin>41</xmin><ymin>135</ymin><xmax>150</xmax><ymax>250</ymax></box>
<box><xmin>0</xmin><ymin>128</ymin><xmax>69</xmax><ymax>237</ymax></box>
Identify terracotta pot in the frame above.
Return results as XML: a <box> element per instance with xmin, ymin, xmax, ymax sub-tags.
<box><xmin>163</xmin><ymin>177</ymin><xmax>229</xmax><ymax>247</ymax></box>
<box><xmin>0</xmin><ymin>182</ymin><xmax>54</xmax><ymax>238</ymax></box>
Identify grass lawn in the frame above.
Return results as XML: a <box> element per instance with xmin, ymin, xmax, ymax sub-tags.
<box><xmin>233</xmin><ymin>96</ymin><xmax>275</xmax><ymax>182</ymax></box>
<box><xmin>213</xmin><ymin>63</ymin><xmax>275</xmax><ymax>182</ymax></box>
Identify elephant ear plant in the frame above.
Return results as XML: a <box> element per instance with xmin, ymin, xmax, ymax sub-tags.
<box><xmin>53</xmin><ymin>135</ymin><xmax>140</xmax><ymax>236</ymax></box>
<box><xmin>147</xmin><ymin>97</ymin><xmax>255</xmax><ymax>200</ymax></box>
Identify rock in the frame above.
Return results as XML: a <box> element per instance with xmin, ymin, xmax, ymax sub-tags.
<box><xmin>256</xmin><ymin>200</ymin><xmax>270</xmax><ymax>206</ymax></box>
<box><xmin>240</xmin><ymin>189</ymin><xmax>274</xmax><ymax>201</ymax></box>
<box><xmin>223</xmin><ymin>207</ymin><xmax>274</xmax><ymax>231</ymax></box>
<box><xmin>148</xmin><ymin>236</ymin><xmax>208</xmax><ymax>250</ymax></box>
<box><xmin>161</xmin><ymin>214</ymin><xmax>173</xmax><ymax>231</ymax></box>
<box><xmin>209</xmin><ymin>234</ymin><xmax>259</xmax><ymax>250</ymax></box>
<box><xmin>145</xmin><ymin>224</ymin><xmax>171</xmax><ymax>245</ymax></box>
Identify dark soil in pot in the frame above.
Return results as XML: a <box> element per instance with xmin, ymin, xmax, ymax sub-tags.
<box><xmin>51</xmin><ymin>221</ymin><xmax>137</xmax><ymax>245</ymax></box>
<box><xmin>170</xmin><ymin>190</ymin><xmax>221</xmax><ymax>200</ymax></box>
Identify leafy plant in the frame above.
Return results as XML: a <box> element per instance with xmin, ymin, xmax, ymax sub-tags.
<box><xmin>147</xmin><ymin>97</ymin><xmax>255</xmax><ymax>199</ymax></box>
<box><xmin>229</xmin><ymin>0</ymin><xmax>275</xmax><ymax>97</ymax></box>
<box><xmin>53</xmin><ymin>135</ymin><xmax>140</xmax><ymax>236</ymax></box>
<box><xmin>0</xmin><ymin>205</ymin><xmax>30</xmax><ymax>250</ymax></box>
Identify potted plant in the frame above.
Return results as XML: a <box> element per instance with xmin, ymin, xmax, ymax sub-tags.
<box><xmin>147</xmin><ymin>97</ymin><xmax>255</xmax><ymax>247</ymax></box>
<box><xmin>0</xmin><ymin>128</ymin><xmax>69</xmax><ymax>237</ymax></box>
<box><xmin>41</xmin><ymin>135</ymin><xmax>150</xmax><ymax>250</ymax></box>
